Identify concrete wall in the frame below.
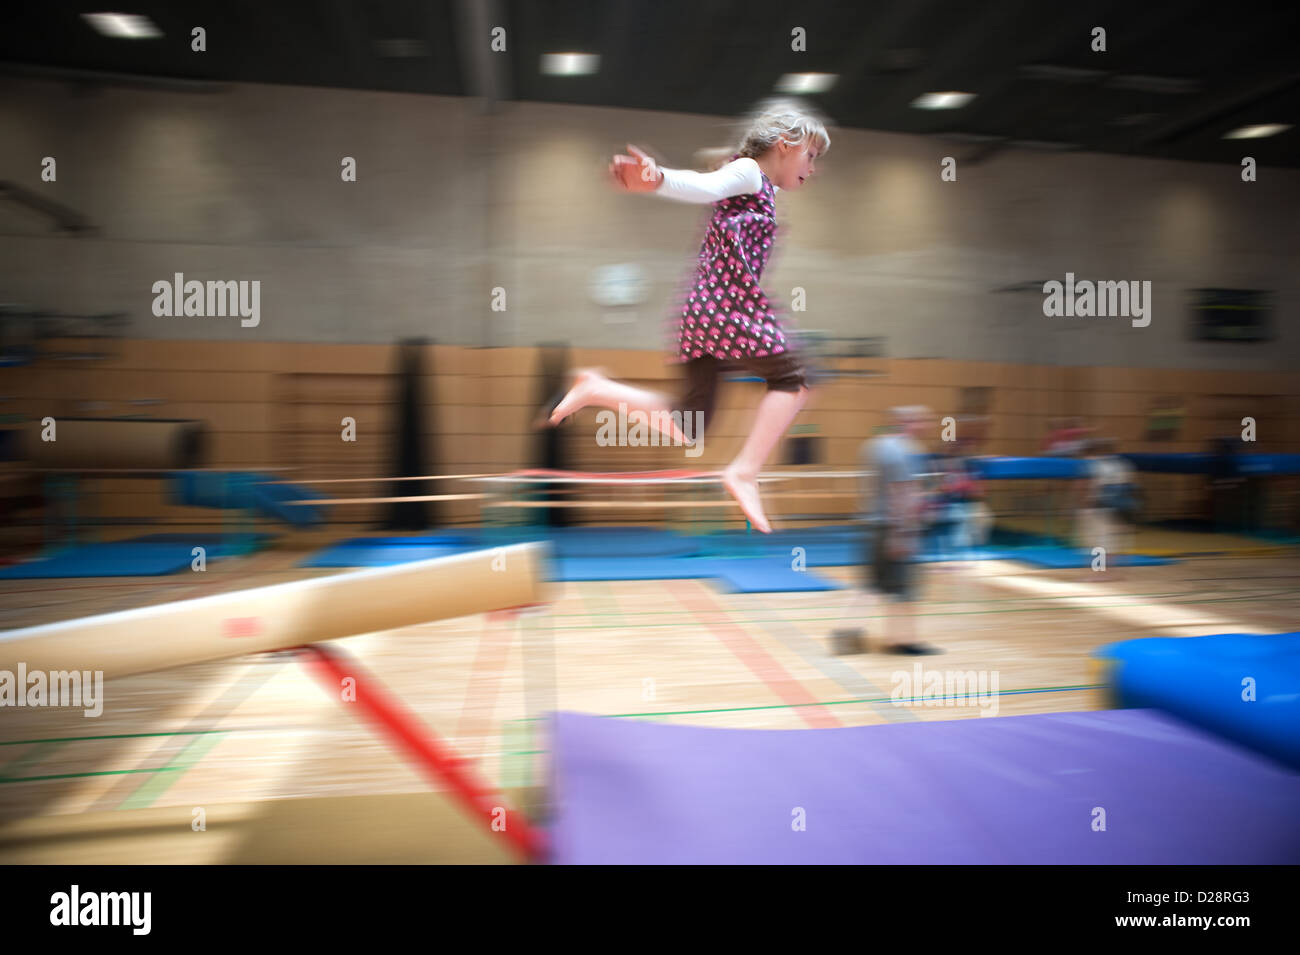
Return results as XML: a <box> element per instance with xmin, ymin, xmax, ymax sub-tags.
<box><xmin>1</xmin><ymin>76</ymin><xmax>1297</xmax><ymax>369</ymax></box>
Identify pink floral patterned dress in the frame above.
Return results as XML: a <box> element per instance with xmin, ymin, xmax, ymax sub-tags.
<box><xmin>676</xmin><ymin>155</ymin><xmax>787</xmax><ymax>362</ymax></box>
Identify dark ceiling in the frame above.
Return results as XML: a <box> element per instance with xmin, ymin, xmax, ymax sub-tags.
<box><xmin>1</xmin><ymin>0</ymin><xmax>1297</xmax><ymax>168</ymax></box>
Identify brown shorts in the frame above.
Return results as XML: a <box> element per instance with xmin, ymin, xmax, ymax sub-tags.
<box><xmin>677</xmin><ymin>354</ymin><xmax>807</xmax><ymax>433</ymax></box>
<box><xmin>863</xmin><ymin>529</ymin><xmax>917</xmax><ymax>601</ymax></box>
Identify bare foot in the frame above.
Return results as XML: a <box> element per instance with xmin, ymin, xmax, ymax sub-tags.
<box><xmin>722</xmin><ymin>466</ymin><xmax>771</xmax><ymax>534</ymax></box>
<box><xmin>548</xmin><ymin>369</ymin><xmax>605</xmax><ymax>426</ymax></box>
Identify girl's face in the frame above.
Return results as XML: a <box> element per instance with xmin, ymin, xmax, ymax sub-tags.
<box><xmin>776</xmin><ymin>138</ymin><xmax>820</xmax><ymax>191</ymax></box>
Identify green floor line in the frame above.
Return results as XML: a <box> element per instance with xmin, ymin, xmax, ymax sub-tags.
<box><xmin>117</xmin><ymin>731</ymin><xmax>229</xmax><ymax>810</ymax></box>
<box><xmin>500</xmin><ymin>720</ymin><xmax>535</xmax><ymax>794</ymax></box>
<box><xmin>505</xmin><ymin>682</ymin><xmax>1105</xmax><ymax>723</ymax></box>
<box><xmin>0</xmin><ymin>766</ymin><xmax>186</xmax><ymax>784</ymax></box>
<box><xmin>0</xmin><ymin>729</ymin><xmax>228</xmax><ymax>748</ymax></box>
<box><xmin>0</xmin><ymin>740</ymin><xmax>68</xmax><ymax>781</ymax></box>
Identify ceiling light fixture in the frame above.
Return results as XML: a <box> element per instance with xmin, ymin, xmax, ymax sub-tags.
<box><xmin>541</xmin><ymin>53</ymin><xmax>600</xmax><ymax>76</ymax></box>
<box><xmin>82</xmin><ymin>13</ymin><xmax>163</xmax><ymax>39</ymax></box>
<box><xmin>775</xmin><ymin>73</ymin><xmax>838</xmax><ymax>95</ymax></box>
<box><xmin>911</xmin><ymin>91</ymin><xmax>976</xmax><ymax>110</ymax></box>
<box><xmin>1223</xmin><ymin>124</ymin><xmax>1291</xmax><ymax>140</ymax></box>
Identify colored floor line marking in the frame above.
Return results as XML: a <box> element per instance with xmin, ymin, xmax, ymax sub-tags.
<box><xmin>0</xmin><ymin>728</ymin><xmax>290</xmax><ymax>748</ymax></box>
<box><xmin>501</xmin><ymin>683</ymin><xmax>1104</xmax><ymax>727</ymax></box>
<box><xmin>455</xmin><ymin>611</ymin><xmax>517</xmax><ymax>760</ymax></box>
<box><xmin>17</xmin><ymin>686</ymin><xmax>1097</xmax><ymax>779</ymax></box>
<box><xmin>672</xmin><ymin>583</ymin><xmax>841</xmax><ymax>729</ymax></box>
<box><xmin>0</xmin><ymin>768</ymin><xmax>187</xmax><ymax>784</ymax></box>
<box><xmin>100</xmin><ymin>663</ymin><xmax>284</xmax><ymax>812</ymax></box>
<box><xmin>499</xmin><ymin>720</ymin><xmax>525</xmax><ymax>792</ymax></box>
<box><xmin>116</xmin><ymin>731</ymin><xmax>229</xmax><ymax>810</ymax></box>
<box><xmin>0</xmin><ymin>740</ymin><xmax>68</xmax><ymax>781</ymax></box>
<box><xmin>746</xmin><ymin>609</ymin><xmax>918</xmax><ymax>723</ymax></box>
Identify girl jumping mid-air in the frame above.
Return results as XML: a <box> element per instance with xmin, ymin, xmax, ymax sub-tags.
<box><xmin>547</xmin><ymin>99</ymin><xmax>831</xmax><ymax>533</ymax></box>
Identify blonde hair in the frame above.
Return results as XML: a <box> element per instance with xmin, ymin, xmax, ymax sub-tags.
<box><xmin>694</xmin><ymin>98</ymin><xmax>833</xmax><ymax>171</ymax></box>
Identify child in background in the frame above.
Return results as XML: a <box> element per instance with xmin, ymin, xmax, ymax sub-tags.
<box><xmin>1078</xmin><ymin>438</ymin><xmax>1137</xmax><ymax>573</ymax></box>
<box><xmin>1045</xmin><ymin>417</ymin><xmax>1092</xmax><ymax>456</ymax></box>
<box><xmin>934</xmin><ymin>443</ymin><xmax>983</xmax><ymax>557</ymax></box>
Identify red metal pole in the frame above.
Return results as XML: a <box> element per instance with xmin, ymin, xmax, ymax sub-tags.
<box><xmin>296</xmin><ymin>643</ymin><xmax>546</xmax><ymax>863</ymax></box>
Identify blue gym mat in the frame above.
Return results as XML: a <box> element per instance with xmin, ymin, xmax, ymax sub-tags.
<box><xmin>299</xmin><ymin>528</ymin><xmax>699</xmax><ymax>568</ymax></box>
<box><xmin>546</xmin><ymin>555</ymin><xmax>841</xmax><ymax>592</ymax></box>
<box><xmin>709</xmin><ymin>557</ymin><xmax>843</xmax><ymax>593</ymax></box>
<box><xmin>549</xmin><ymin>557</ymin><xmax>720</xmax><ymax>581</ymax></box>
<box><xmin>1097</xmin><ymin>632</ymin><xmax>1300</xmax><ymax>771</ymax></box>
<box><xmin>700</xmin><ymin>528</ymin><xmax>1022</xmax><ymax>566</ymax></box>
<box><xmin>119</xmin><ymin>533</ymin><xmax>273</xmax><ymax>553</ymax></box>
<box><xmin>297</xmin><ymin>527</ymin><xmax>1176</xmax><ymax>580</ymax></box>
<box><xmin>0</xmin><ymin>542</ymin><xmax>203</xmax><ymax>578</ymax></box>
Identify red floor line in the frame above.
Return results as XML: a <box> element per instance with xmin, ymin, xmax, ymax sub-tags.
<box><xmin>672</xmin><ymin>583</ymin><xmax>842</xmax><ymax>729</ymax></box>
<box><xmin>454</xmin><ymin>612</ymin><xmax>517</xmax><ymax>759</ymax></box>
<box><xmin>298</xmin><ymin>644</ymin><xmax>544</xmax><ymax>863</ymax></box>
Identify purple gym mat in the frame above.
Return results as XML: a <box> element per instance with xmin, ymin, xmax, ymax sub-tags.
<box><xmin>548</xmin><ymin>709</ymin><xmax>1300</xmax><ymax>864</ymax></box>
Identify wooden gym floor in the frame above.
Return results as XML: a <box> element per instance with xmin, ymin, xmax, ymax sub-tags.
<box><xmin>0</xmin><ymin>537</ymin><xmax>1296</xmax><ymax>862</ymax></box>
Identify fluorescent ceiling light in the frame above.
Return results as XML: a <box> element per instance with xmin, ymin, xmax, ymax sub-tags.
<box><xmin>82</xmin><ymin>13</ymin><xmax>163</xmax><ymax>39</ymax></box>
<box><xmin>1223</xmin><ymin>123</ymin><xmax>1290</xmax><ymax>140</ymax></box>
<box><xmin>541</xmin><ymin>53</ymin><xmax>600</xmax><ymax>76</ymax></box>
<box><xmin>911</xmin><ymin>91</ymin><xmax>976</xmax><ymax>110</ymax></box>
<box><xmin>775</xmin><ymin>73</ymin><xmax>838</xmax><ymax>94</ymax></box>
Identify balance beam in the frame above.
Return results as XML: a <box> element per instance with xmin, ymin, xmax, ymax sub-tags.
<box><xmin>0</xmin><ymin>542</ymin><xmax>546</xmax><ymax>681</ymax></box>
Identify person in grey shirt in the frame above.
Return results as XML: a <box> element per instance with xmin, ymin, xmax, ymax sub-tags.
<box><xmin>832</xmin><ymin>406</ymin><xmax>942</xmax><ymax>655</ymax></box>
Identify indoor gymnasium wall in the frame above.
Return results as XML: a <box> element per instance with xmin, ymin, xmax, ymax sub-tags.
<box><xmin>6</xmin><ymin>340</ymin><xmax>1295</xmax><ymax>528</ymax></box>
<box><xmin>1</xmin><ymin>78</ymin><xmax>1298</xmax><ymax>373</ymax></box>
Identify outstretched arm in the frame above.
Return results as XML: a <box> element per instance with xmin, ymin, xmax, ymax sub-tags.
<box><xmin>610</xmin><ymin>144</ymin><xmax>764</xmax><ymax>203</ymax></box>
<box><xmin>656</xmin><ymin>158</ymin><xmax>764</xmax><ymax>203</ymax></box>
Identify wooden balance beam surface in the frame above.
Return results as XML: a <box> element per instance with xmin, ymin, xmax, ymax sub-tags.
<box><xmin>0</xmin><ymin>542</ymin><xmax>545</xmax><ymax>681</ymax></box>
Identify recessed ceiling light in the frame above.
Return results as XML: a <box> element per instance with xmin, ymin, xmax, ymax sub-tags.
<box><xmin>541</xmin><ymin>53</ymin><xmax>600</xmax><ymax>76</ymax></box>
<box><xmin>82</xmin><ymin>13</ymin><xmax>163</xmax><ymax>39</ymax></box>
<box><xmin>911</xmin><ymin>91</ymin><xmax>976</xmax><ymax>110</ymax></box>
<box><xmin>775</xmin><ymin>73</ymin><xmax>838</xmax><ymax>95</ymax></box>
<box><xmin>1223</xmin><ymin>123</ymin><xmax>1291</xmax><ymax>140</ymax></box>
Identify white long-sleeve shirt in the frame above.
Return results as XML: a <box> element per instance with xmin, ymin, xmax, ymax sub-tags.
<box><xmin>654</xmin><ymin>157</ymin><xmax>778</xmax><ymax>203</ymax></box>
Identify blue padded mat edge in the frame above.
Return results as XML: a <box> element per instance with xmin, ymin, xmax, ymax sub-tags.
<box><xmin>0</xmin><ymin>543</ymin><xmax>206</xmax><ymax>578</ymax></box>
<box><xmin>1096</xmin><ymin>632</ymin><xmax>1300</xmax><ymax>771</ymax></box>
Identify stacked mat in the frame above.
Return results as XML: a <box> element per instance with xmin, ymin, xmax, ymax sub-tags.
<box><xmin>1097</xmin><ymin>632</ymin><xmax>1300</xmax><ymax>770</ymax></box>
